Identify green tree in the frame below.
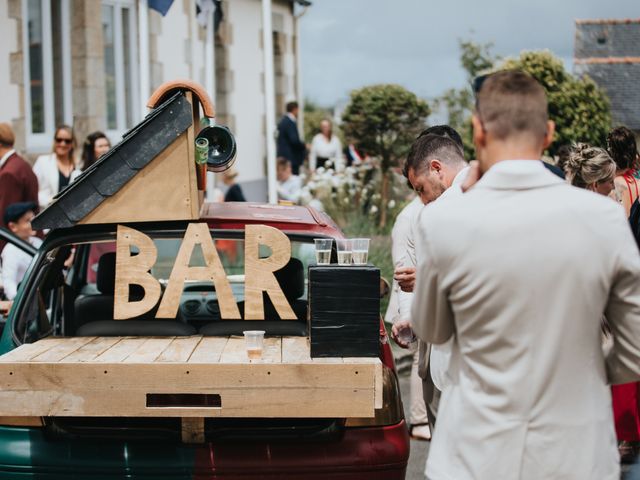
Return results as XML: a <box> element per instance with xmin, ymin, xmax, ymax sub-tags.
<box><xmin>341</xmin><ymin>84</ymin><xmax>430</xmax><ymax>228</ymax></box>
<box><xmin>500</xmin><ymin>51</ymin><xmax>611</xmax><ymax>154</ymax></box>
<box><xmin>437</xmin><ymin>42</ymin><xmax>612</xmax><ymax>158</ymax></box>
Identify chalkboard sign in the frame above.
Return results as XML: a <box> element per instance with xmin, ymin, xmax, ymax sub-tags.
<box><xmin>308</xmin><ymin>265</ymin><xmax>380</xmax><ymax>357</ymax></box>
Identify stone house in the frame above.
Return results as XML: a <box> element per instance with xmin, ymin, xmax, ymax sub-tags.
<box><xmin>0</xmin><ymin>0</ymin><xmax>308</xmax><ymax>200</ymax></box>
<box><xmin>574</xmin><ymin>18</ymin><xmax>640</xmax><ymax>136</ymax></box>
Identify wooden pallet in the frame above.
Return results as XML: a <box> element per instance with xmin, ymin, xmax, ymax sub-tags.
<box><xmin>0</xmin><ymin>336</ymin><xmax>382</xmax><ymax>419</ymax></box>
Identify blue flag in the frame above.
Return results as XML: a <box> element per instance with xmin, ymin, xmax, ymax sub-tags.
<box><xmin>148</xmin><ymin>0</ymin><xmax>174</xmax><ymax>16</ymax></box>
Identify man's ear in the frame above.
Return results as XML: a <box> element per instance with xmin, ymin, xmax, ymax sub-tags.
<box><xmin>429</xmin><ymin>159</ymin><xmax>442</xmax><ymax>176</ymax></box>
<box><xmin>471</xmin><ymin>114</ymin><xmax>486</xmax><ymax>151</ymax></box>
<box><xmin>542</xmin><ymin>120</ymin><xmax>555</xmax><ymax>150</ymax></box>
<box><xmin>7</xmin><ymin>222</ymin><xmax>18</xmax><ymax>234</ymax></box>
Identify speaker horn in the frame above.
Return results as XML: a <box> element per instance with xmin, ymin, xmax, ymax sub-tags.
<box><xmin>195</xmin><ymin>121</ymin><xmax>237</xmax><ymax>172</ymax></box>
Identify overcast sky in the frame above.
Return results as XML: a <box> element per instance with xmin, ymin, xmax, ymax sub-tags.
<box><xmin>299</xmin><ymin>0</ymin><xmax>638</xmax><ymax>107</ymax></box>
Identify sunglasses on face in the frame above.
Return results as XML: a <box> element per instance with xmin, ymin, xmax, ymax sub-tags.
<box><xmin>55</xmin><ymin>138</ymin><xmax>72</xmax><ymax>145</ymax></box>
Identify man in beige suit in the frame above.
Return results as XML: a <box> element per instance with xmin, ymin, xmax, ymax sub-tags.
<box><xmin>412</xmin><ymin>70</ymin><xmax>640</xmax><ymax>479</ymax></box>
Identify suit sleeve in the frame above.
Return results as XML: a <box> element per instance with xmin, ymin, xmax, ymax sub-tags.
<box><xmin>285</xmin><ymin>121</ymin><xmax>305</xmax><ymax>152</ymax></box>
<box><xmin>605</xmin><ymin>211</ymin><xmax>640</xmax><ymax>384</ymax></box>
<box><xmin>411</xmin><ymin>216</ymin><xmax>455</xmax><ymax>345</ymax></box>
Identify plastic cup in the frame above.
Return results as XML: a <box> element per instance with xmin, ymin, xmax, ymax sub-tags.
<box><xmin>351</xmin><ymin>238</ymin><xmax>370</xmax><ymax>265</ymax></box>
<box><xmin>314</xmin><ymin>238</ymin><xmax>333</xmax><ymax>265</ymax></box>
<box><xmin>397</xmin><ymin>324</ymin><xmax>416</xmax><ymax>344</ymax></box>
<box><xmin>336</xmin><ymin>239</ymin><xmax>353</xmax><ymax>265</ymax></box>
<box><xmin>243</xmin><ymin>330</ymin><xmax>265</xmax><ymax>360</ymax></box>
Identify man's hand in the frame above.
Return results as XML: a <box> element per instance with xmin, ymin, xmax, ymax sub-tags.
<box><xmin>394</xmin><ymin>266</ymin><xmax>416</xmax><ymax>292</ymax></box>
<box><xmin>461</xmin><ymin>160</ymin><xmax>482</xmax><ymax>192</ymax></box>
<box><xmin>391</xmin><ymin>320</ymin><xmax>415</xmax><ymax>349</ymax></box>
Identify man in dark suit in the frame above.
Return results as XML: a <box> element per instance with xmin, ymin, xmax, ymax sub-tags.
<box><xmin>0</xmin><ymin>123</ymin><xmax>38</xmax><ymax>250</ymax></box>
<box><xmin>276</xmin><ymin>102</ymin><xmax>306</xmax><ymax>175</ymax></box>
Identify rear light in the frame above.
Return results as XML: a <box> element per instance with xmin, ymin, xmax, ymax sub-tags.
<box><xmin>345</xmin><ymin>365</ymin><xmax>404</xmax><ymax>428</ymax></box>
<box><xmin>0</xmin><ymin>416</ymin><xmax>44</xmax><ymax>427</ymax></box>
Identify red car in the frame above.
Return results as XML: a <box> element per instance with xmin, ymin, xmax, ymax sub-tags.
<box><xmin>0</xmin><ymin>202</ymin><xmax>409</xmax><ymax>479</ymax></box>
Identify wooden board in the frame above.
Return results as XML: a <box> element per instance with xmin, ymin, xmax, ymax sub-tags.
<box><xmin>78</xmin><ymin>128</ymin><xmax>199</xmax><ymax>225</ymax></box>
<box><xmin>0</xmin><ymin>336</ymin><xmax>382</xmax><ymax>419</ymax></box>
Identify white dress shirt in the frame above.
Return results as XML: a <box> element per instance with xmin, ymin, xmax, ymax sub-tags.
<box><xmin>277</xmin><ymin>175</ymin><xmax>303</xmax><ymax>203</ymax></box>
<box><xmin>309</xmin><ymin>134</ymin><xmax>343</xmax><ymax>171</ymax></box>
<box><xmin>1</xmin><ymin>236</ymin><xmax>42</xmax><ymax>300</ymax></box>
<box><xmin>0</xmin><ymin>149</ymin><xmax>16</xmax><ymax>169</ymax></box>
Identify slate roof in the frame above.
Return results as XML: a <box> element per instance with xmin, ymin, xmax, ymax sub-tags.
<box><xmin>574</xmin><ymin>19</ymin><xmax>640</xmax><ymax>130</ymax></box>
<box><xmin>32</xmin><ymin>92</ymin><xmax>193</xmax><ymax>231</ymax></box>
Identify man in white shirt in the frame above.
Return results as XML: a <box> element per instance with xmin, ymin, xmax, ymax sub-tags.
<box><xmin>276</xmin><ymin>157</ymin><xmax>303</xmax><ymax>204</ymax></box>
<box><xmin>389</xmin><ymin>133</ymin><xmax>468</xmax><ymax>433</ymax></box>
<box><xmin>1</xmin><ymin>202</ymin><xmax>41</xmax><ymax>300</ymax></box>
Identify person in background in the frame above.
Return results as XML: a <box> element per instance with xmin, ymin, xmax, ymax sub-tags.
<box><xmin>388</xmin><ymin>125</ymin><xmax>466</xmax><ymax>443</ymax></box>
<box><xmin>81</xmin><ymin>131</ymin><xmax>111</xmax><ymax>171</ymax></box>
<box><xmin>0</xmin><ymin>123</ymin><xmax>38</xmax><ymax>236</ymax></box>
<box><xmin>609</xmin><ymin>126</ymin><xmax>640</xmax><ymax>217</ymax></box>
<box><xmin>563</xmin><ymin>143</ymin><xmax>616</xmax><ymax>197</ymax></box>
<box><xmin>33</xmin><ymin>125</ymin><xmax>81</xmax><ymax>208</ymax></box>
<box><xmin>605</xmin><ymin>126</ymin><xmax>640</xmax><ymax>463</ymax></box>
<box><xmin>276</xmin><ymin>157</ymin><xmax>302</xmax><ymax>204</ymax></box>
<box><xmin>222</xmin><ymin>167</ymin><xmax>246</xmax><ymax>202</ymax></box>
<box><xmin>309</xmin><ymin>119</ymin><xmax>343</xmax><ymax>172</ymax></box>
<box><xmin>276</xmin><ymin>101</ymin><xmax>306</xmax><ymax>175</ymax></box>
<box><xmin>1</xmin><ymin>202</ymin><xmax>42</xmax><ymax>300</ymax></box>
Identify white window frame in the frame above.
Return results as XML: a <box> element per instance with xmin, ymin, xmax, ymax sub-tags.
<box><xmin>22</xmin><ymin>0</ymin><xmax>72</xmax><ymax>152</ymax></box>
<box><xmin>102</xmin><ymin>0</ymin><xmax>140</xmax><ymax>140</ymax></box>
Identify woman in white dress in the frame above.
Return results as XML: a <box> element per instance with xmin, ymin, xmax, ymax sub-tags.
<box><xmin>33</xmin><ymin>125</ymin><xmax>81</xmax><ymax>208</ymax></box>
<box><xmin>309</xmin><ymin>119</ymin><xmax>343</xmax><ymax>172</ymax></box>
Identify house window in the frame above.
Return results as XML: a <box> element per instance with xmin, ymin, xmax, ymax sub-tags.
<box><xmin>102</xmin><ymin>0</ymin><xmax>139</xmax><ymax>135</ymax></box>
<box><xmin>23</xmin><ymin>0</ymin><xmax>72</xmax><ymax>150</ymax></box>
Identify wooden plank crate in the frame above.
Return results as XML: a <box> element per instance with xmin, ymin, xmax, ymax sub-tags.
<box><xmin>0</xmin><ymin>336</ymin><xmax>383</xmax><ymax>418</ymax></box>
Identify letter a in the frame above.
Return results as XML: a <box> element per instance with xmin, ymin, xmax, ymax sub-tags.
<box><xmin>156</xmin><ymin>223</ymin><xmax>241</xmax><ymax>319</ymax></box>
<box><xmin>244</xmin><ymin>224</ymin><xmax>296</xmax><ymax>320</ymax></box>
<box><xmin>114</xmin><ymin>225</ymin><xmax>162</xmax><ymax>319</ymax></box>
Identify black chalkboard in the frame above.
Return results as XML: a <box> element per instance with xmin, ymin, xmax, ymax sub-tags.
<box><xmin>308</xmin><ymin>265</ymin><xmax>380</xmax><ymax>357</ymax></box>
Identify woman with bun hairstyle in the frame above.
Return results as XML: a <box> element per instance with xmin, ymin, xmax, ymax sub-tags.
<box><xmin>81</xmin><ymin>131</ymin><xmax>111</xmax><ymax>171</ymax></box>
<box><xmin>608</xmin><ymin>126</ymin><xmax>640</xmax><ymax>217</ymax></box>
<box><xmin>32</xmin><ymin>125</ymin><xmax>81</xmax><ymax>208</ymax></box>
<box><xmin>563</xmin><ymin>142</ymin><xmax>616</xmax><ymax>197</ymax></box>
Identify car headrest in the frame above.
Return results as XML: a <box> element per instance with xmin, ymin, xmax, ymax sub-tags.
<box><xmin>275</xmin><ymin>258</ymin><xmax>304</xmax><ymax>301</ymax></box>
<box><xmin>96</xmin><ymin>252</ymin><xmax>116</xmax><ymax>294</ymax></box>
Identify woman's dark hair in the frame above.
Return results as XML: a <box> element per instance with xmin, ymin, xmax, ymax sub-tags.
<box><xmin>81</xmin><ymin>131</ymin><xmax>110</xmax><ymax>171</ymax></box>
<box><xmin>607</xmin><ymin>126</ymin><xmax>639</xmax><ymax>171</ymax></box>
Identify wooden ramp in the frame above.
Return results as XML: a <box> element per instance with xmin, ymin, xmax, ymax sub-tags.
<box><xmin>0</xmin><ymin>336</ymin><xmax>383</xmax><ymax>418</ymax></box>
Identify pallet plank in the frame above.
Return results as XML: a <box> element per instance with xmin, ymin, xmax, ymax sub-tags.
<box><xmin>188</xmin><ymin>337</ymin><xmax>229</xmax><ymax>364</ymax></box>
<box><xmin>281</xmin><ymin>337</ymin><xmax>311</xmax><ymax>363</ymax></box>
<box><xmin>156</xmin><ymin>336</ymin><xmax>201</xmax><ymax>363</ymax></box>
<box><xmin>125</xmin><ymin>337</ymin><xmax>175</xmax><ymax>363</ymax></box>
<box><xmin>31</xmin><ymin>337</ymin><xmax>96</xmax><ymax>362</ymax></box>
<box><xmin>0</xmin><ymin>338</ymin><xmax>65</xmax><ymax>363</ymax></box>
<box><xmin>93</xmin><ymin>338</ymin><xmax>147</xmax><ymax>363</ymax></box>
<box><xmin>61</xmin><ymin>337</ymin><xmax>123</xmax><ymax>363</ymax></box>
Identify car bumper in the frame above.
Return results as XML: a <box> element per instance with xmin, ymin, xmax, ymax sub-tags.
<box><xmin>0</xmin><ymin>421</ymin><xmax>409</xmax><ymax>479</ymax></box>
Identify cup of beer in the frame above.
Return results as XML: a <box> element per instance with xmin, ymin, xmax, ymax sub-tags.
<box><xmin>243</xmin><ymin>330</ymin><xmax>265</xmax><ymax>360</ymax></box>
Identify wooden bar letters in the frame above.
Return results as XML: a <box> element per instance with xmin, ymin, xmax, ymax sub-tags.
<box><xmin>114</xmin><ymin>223</ymin><xmax>294</xmax><ymax>320</ymax></box>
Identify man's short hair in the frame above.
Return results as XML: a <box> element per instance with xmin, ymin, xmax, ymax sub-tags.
<box><xmin>277</xmin><ymin>156</ymin><xmax>290</xmax><ymax>169</ymax></box>
<box><xmin>418</xmin><ymin>125</ymin><xmax>464</xmax><ymax>152</ymax></box>
<box><xmin>286</xmin><ymin>101</ymin><xmax>298</xmax><ymax>113</ymax></box>
<box><xmin>0</xmin><ymin>123</ymin><xmax>15</xmax><ymax>148</ymax></box>
<box><xmin>476</xmin><ymin>70</ymin><xmax>548</xmax><ymax>141</ymax></box>
<box><xmin>404</xmin><ymin>134</ymin><xmax>466</xmax><ymax>178</ymax></box>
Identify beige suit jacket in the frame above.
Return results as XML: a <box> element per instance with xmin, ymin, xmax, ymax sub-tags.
<box><xmin>412</xmin><ymin>160</ymin><xmax>640</xmax><ymax>480</ymax></box>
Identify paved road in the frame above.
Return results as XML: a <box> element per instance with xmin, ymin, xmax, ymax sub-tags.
<box><xmin>398</xmin><ymin>370</ymin><xmax>428</xmax><ymax>480</ymax></box>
